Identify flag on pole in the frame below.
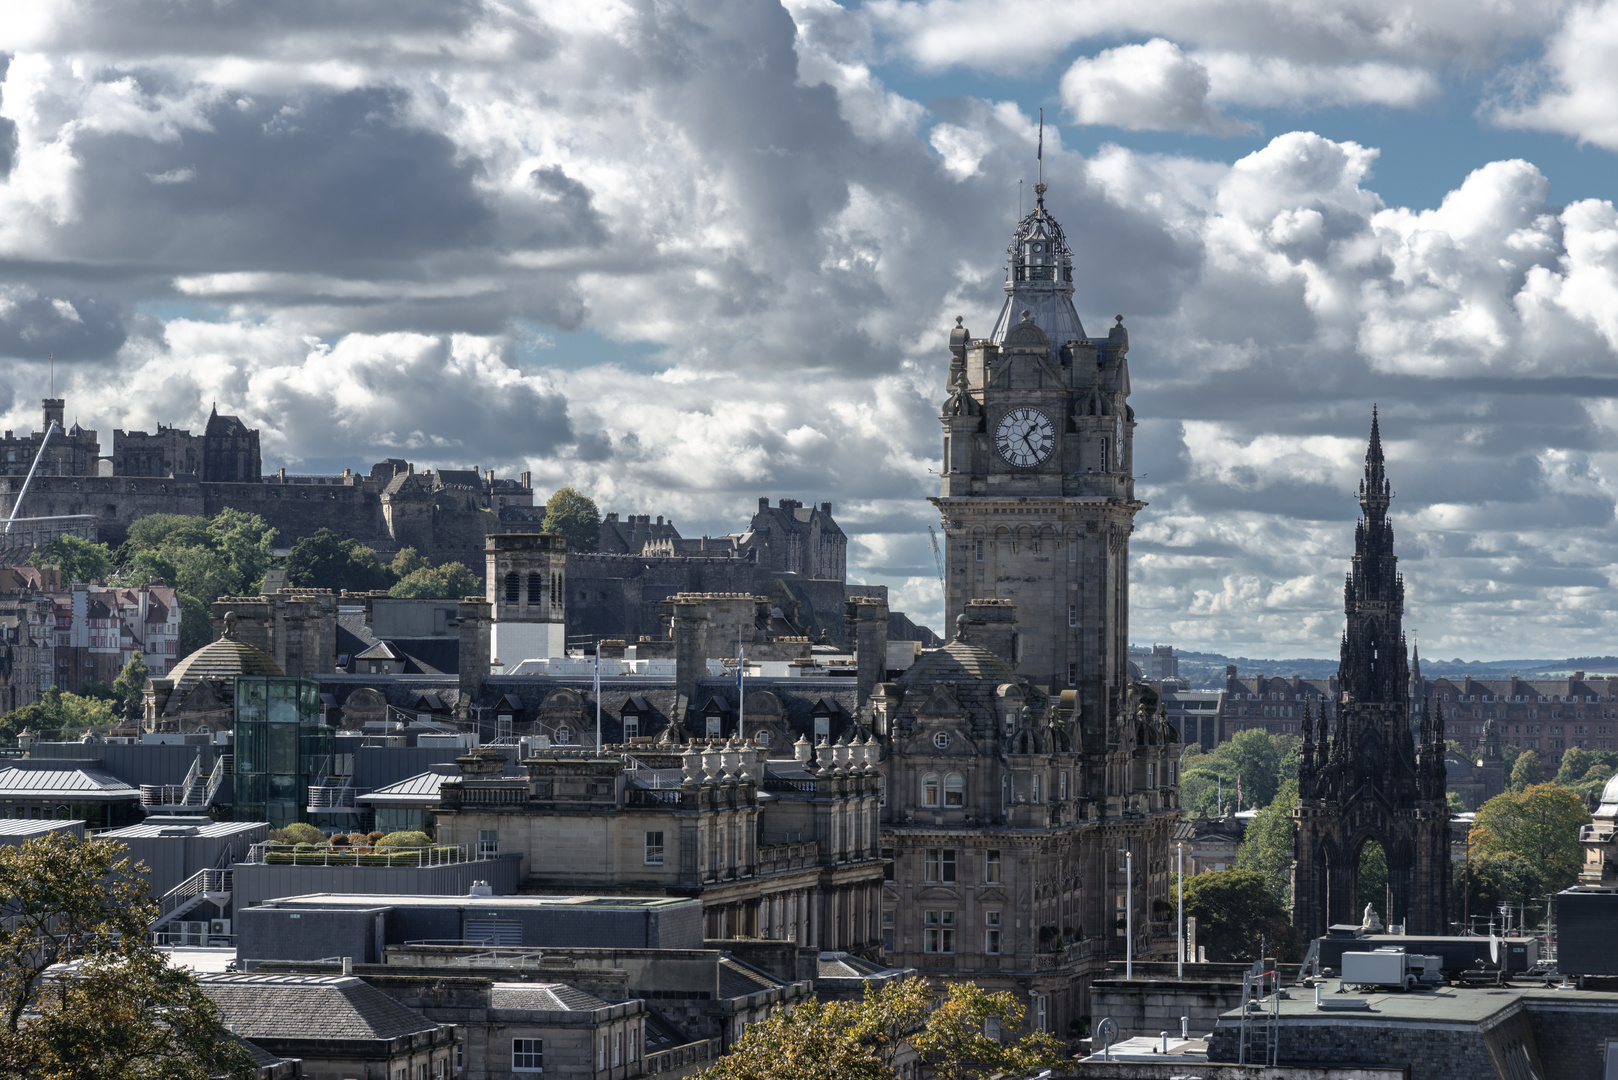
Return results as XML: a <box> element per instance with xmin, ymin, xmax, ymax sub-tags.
<box><xmin>1037</xmin><ymin>108</ymin><xmax>1043</xmax><ymax>162</ymax></box>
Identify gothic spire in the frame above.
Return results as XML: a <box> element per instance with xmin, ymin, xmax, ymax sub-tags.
<box><xmin>1359</xmin><ymin>405</ymin><xmax>1390</xmax><ymax>517</ymax></box>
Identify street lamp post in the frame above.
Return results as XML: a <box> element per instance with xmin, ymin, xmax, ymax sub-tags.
<box><xmin>1177</xmin><ymin>842</ymin><xmax>1185</xmax><ymax>979</ymax></box>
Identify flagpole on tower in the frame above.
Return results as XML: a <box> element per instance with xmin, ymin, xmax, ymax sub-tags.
<box><xmin>1037</xmin><ymin>107</ymin><xmax>1043</xmax><ymax>188</ymax></box>
<box><xmin>594</xmin><ymin>641</ymin><xmax>602</xmax><ymax>750</ymax></box>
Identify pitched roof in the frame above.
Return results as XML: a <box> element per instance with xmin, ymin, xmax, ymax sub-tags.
<box><xmin>489</xmin><ymin>982</ymin><xmax>610</xmax><ymax>1013</ymax></box>
<box><xmin>0</xmin><ymin>764</ymin><xmax>140</xmax><ymax>801</ymax></box>
<box><xmin>199</xmin><ymin>974</ymin><xmax>444</xmax><ymax>1043</ymax></box>
<box><xmin>164</xmin><ymin>634</ymin><xmax>283</xmax><ymax>706</ymax></box>
<box><xmin>355</xmin><ymin>767</ymin><xmax>458</xmax><ymax>806</ymax></box>
<box><xmin>718</xmin><ymin>956</ymin><xmax>785</xmax><ymax>1000</ymax></box>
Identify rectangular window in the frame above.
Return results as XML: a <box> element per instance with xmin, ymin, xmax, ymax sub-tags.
<box><xmin>645</xmin><ymin>831</ymin><xmax>665</xmax><ymax>866</ymax></box>
<box><xmin>623</xmin><ymin>715</ymin><xmax>640</xmax><ymax>740</ymax></box>
<box><xmin>1035</xmin><ymin>994</ymin><xmax>1047</xmax><ymax>1031</ymax></box>
<box><xmin>1068</xmin><ymin>604</ymin><xmax>1078</xmax><ymax>628</ymax></box>
<box><xmin>882</xmin><ymin>847</ymin><xmax>895</xmax><ymax>882</ymax></box>
<box><xmin>985</xmin><ymin>910</ymin><xmax>1002</xmax><ymax>954</ymax></box>
<box><xmin>630</xmin><ymin>1027</ymin><xmax>638</xmax><ymax>1062</ymax></box>
<box><xmin>883</xmin><ymin>910</ymin><xmax>896</xmax><ymax>953</ymax></box>
<box><xmin>706</xmin><ymin>716</ymin><xmax>722</xmax><ymax>738</ymax></box>
<box><xmin>924</xmin><ymin>910</ymin><xmax>956</xmax><ymax>954</ymax></box>
<box><xmin>814</xmin><ymin>716</ymin><xmax>830</xmax><ymax>742</ymax></box>
<box><xmin>985</xmin><ymin>849</ymin><xmax>1001</xmax><ymax>884</ymax></box>
<box><xmin>1059</xmin><ymin>772</ymin><xmax>1069</xmax><ymax>800</ymax></box>
<box><xmin>1031</xmin><ymin>775</ymin><xmax>1041</xmax><ymax>803</ymax></box>
<box><xmin>512</xmin><ymin>1040</ymin><xmax>543</xmax><ymax>1072</ymax></box>
<box><xmin>599</xmin><ymin>1035</ymin><xmax>607</xmax><ymax>1070</ymax></box>
<box><xmin>478</xmin><ymin>830</ymin><xmax>499</xmax><ymax>858</ymax></box>
<box><xmin>613</xmin><ymin>1030</ymin><xmax>622</xmax><ymax>1067</ymax></box>
<box><xmin>1068</xmin><ymin>539</ymin><xmax>1077</xmax><ymax>562</ymax></box>
<box><xmin>923</xmin><ymin>775</ymin><xmax>941</xmax><ymax>806</ymax></box>
<box><xmin>925</xmin><ymin>848</ymin><xmax>957</xmax><ymax>883</ymax></box>
<box><xmin>1068</xmin><ymin>663</ymin><xmax>1077</xmax><ymax>685</ymax></box>
<box><xmin>976</xmin><ymin>539</ymin><xmax>984</xmax><ymax>562</ymax></box>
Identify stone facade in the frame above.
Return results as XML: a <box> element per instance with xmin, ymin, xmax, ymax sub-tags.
<box><xmin>1292</xmin><ymin>412</ymin><xmax>1450</xmax><ymax>938</ymax></box>
<box><xmin>931</xmin><ymin>184</ymin><xmax>1141</xmax><ymax>705</ymax></box>
<box><xmin>212</xmin><ymin>589</ymin><xmax>340</xmax><ymax>679</ymax></box>
<box><xmin>1217</xmin><ymin>667</ymin><xmax>1340</xmax><ymax>742</ymax></box>
<box><xmin>873</xmin><ymin>601</ymin><xmax>1182</xmax><ymax>1040</ymax></box>
<box><xmin>434</xmin><ymin>742</ymin><xmax>885</xmax><ymax>956</ymax></box>
<box><xmin>1413</xmin><ymin>670</ymin><xmax>1618</xmax><ymax>774</ymax></box>
<box><xmin>0</xmin><ymin>399</ymin><xmax>100</xmax><ymax>478</ymax></box>
<box><xmin>113</xmin><ymin>404</ymin><xmax>261</xmax><ymax>483</ymax></box>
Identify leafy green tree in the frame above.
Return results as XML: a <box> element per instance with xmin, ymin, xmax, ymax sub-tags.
<box><xmin>1501</xmin><ymin>742</ymin><xmax>1521</xmax><ymax>772</ymax></box>
<box><xmin>1446</xmin><ymin>790</ymin><xmax>1468</xmax><ymax>815</ymax></box>
<box><xmin>1454</xmin><ymin>854</ymin><xmax>1544</xmax><ymax>930</ymax></box>
<box><xmin>1471</xmin><ymin>783</ymin><xmax>1590</xmax><ymax>892</ymax></box>
<box><xmin>909</xmin><ymin>981</ymin><xmax>1065</xmax><ymax>1080</ymax></box>
<box><xmin>390</xmin><ymin>547</ymin><xmax>429</xmax><ymax>578</ymax></box>
<box><xmin>1358</xmin><ymin>841</ymin><xmax>1388</xmax><ymax>922</ymax></box>
<box><xmin>542</xmin><ymin>487</ymin><xmax>601</xmax><ymax>553</ymax></box>
<box><xmin>1218</xmin><ymin>728</ymin><xmax>1283</xmax><ymax>809</ymax></box>
<box><xmin>1510</xmin><ymin>750</ymin><xmax>1545</xmax><ymax>792</ymax></box>
<box><xmin>0</xmin><ymin>688</ymin><xmax>119</xmax><ymax>740</ymax></box>
<box><xmin>1178</xmin><ymin>748</ymin><xmax>1237</xmax><ymax>817</ymax></box>
<box><xmin>1275</xmin><ymin>735</ymin><xmax>1301</xmax><ymax>787</ymax></box>
<box><xmin>285</xmin><ymin>528</ymin><xmax>392</xmax><ymax>592</ymax></box>
<box><xmin>206</xmin><ymin>508</ymin><xmax>277</xmax><ymax>593</ymax></box>
<box><xmin>0</xmin><ymin>832</ymin><xmax>255</xmax><ymax>1079</ymax></box>
<box><xmin>1556</xmin><ymin>747</ymin><xmax>1593</xmax><ymax>786</ymax></box>
<box><xmin>1181</xmin><ymin>868</ymin><xmax>1303</xmax><ymax>962</ymax></box>
<box><xmin>28</xmin><ymin>535</ymin><xmax>113</xmax><ymax>584</ymax></box>
<box><xmin>389</xmin><ymin>561</ymin><xmax>478</xmax><ymax>599</ymax></box>
<box><xmin>176</xmin><ymin>592</ymin><xmax>212</xmax><ymax>658</ymax></box>
<box><xmin>125</xmin><ymin>513</ymin><xmax>212</xmax><ymax>551</ymax></box>
<box><xmin>1235</xmin><ymin>779</ymin><xmax>1298</xmax><ymax>905</ymax></box>
<box><xmin>1445</xmin><ymin>738</ymin><xmax>1466</xmax><ymax>757</ymax></box>
<box><xmin>111</xmin><ymin>652</ymin><xmax>150</xmax><ymax>721</ymax></box>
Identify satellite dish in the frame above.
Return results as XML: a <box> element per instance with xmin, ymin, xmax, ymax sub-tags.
<box><xmin>1096</xmin><ymin>1017</ymin><xmax>1117</xmax><ymax>1060</ymax></box>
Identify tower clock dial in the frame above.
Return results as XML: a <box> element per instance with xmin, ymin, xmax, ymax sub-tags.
<box><xmin>994</xmin><ymin>407</ymin><xmax>1056</xmax><ymax>468</ymax></box>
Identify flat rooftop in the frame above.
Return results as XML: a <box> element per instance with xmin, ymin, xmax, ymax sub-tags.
<box><xmin>1220</xmin><ymin>977</ymin><xmax>1618</xmax><ymax>1026</ymax></box>
<box><xmin>103</xmin><ymin>817</ymin><xmax>265</xmax><ymax>839</ymax></box>
<box><xmin>257</xmin><ymin>893</ymin><xmax>697</xmax><ymax>912</ymax></box>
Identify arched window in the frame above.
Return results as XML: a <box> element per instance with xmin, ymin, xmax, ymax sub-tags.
<box><xmin>527</xmin><ymin>572</ymin><xmax>543</xmax><ymax>606</ymax></box>
<box><xmin>504</xmin><ymin>572</ymin><xmax>520</xmax><ymax>604</ymax></box>
<box><xmin>922</xmin><ymin>773</ymin><xmax>941</xmax><ymax>807</ymax></box>
<box><xmin>944</xmin><ymin>773</ymin><xmax>965</xmax><ymax>807</ymax></box>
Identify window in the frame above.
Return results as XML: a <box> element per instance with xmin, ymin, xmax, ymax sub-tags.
<box><xmin>1068</xmin><ymin>663</ymin><xmax>1077</xmax><ymax>685</ymax></box>
<box><xmin>922</xmin><ymin>774</ymin><xmax>941</xmax><ymax>807</ymax></box>
<box><xmin>924</xmin><ymin>910</ymin><xmax>956</xmax><ymax>953</ymax></box>
<box><xmin>976</xmin><ymin>539</ymin><xmax>984</xmax><ymax>562</ymax></box>
<box><xmin>944</xmin><ymin>773</ymin><xmax>965</xmax><ymax>806</ymax></box>
<box><xmin>1068</xmin><ymin>539</ymin><xmax>1076</xmax><ymax>562</ymax></box>
<box><xmin>985</xmin><ymin>911</ymin><xmax>1002</xmax><ymax>954</ymax></box>
<box><xmin>512</xmin><ymin>1039</ymin><xmax>543</xmax><ymax>1072</ymax></box>
<box><xmin>933</xmin><ymin>731</ymin><xmax>951</xmax><ymax>749</ymax></box>
<box><xmin>630</xmin><ymin>1027</ymin><xmax>638</xmax><ymax>1062</ymax></box>
<box><xmin>555</xmin><ymin>727</ymin><xmax>571</xmax><ymax>744</ymax></box>
<box><xmin>504</xmin><ymin>572</ymin><xmax>520</xmax><ymax>604</ymax></box>
<box><xmin>985</xmin><ymin>849</ymin><xmax>1002</xmax><ymax>883</ymax></box>
<box><xmin>882</xmin><ymin>848</ymin><xmax>895</xmax><ymax>882</ymax></box>
<box><xmin>1068</xmin><ymin>604</ymin><xmax>1077</xmax><ymax>628</ymax></box>
<box><xmin>1031</xmin><ymin>775</ymin><xmax>1041</xmax><ymax>803</ymax></box>
<box><xmin>814</xmin><ymin>716</ymin><xmax>831</xmax><ymax>742</ymax></box>
<box><xmin>623</xmin><ymin>715</ymin><xmax>640</xmax><ymax>740</ymax></box>
<box><xmin>1035</xmin><ymin>994</ymin><xmax>1047</xmax><ymax>1031</ymax></box>
<box><xmin>1059</xmin><ymin>771</ymin><xmax>1069</xmax><ymax>800</ymax></box>
<box><xmin>1100</xmin><ymin>443</ymin><xmax>1109</xmax><ymax>472</ymax></box>
<box><xmin>599</xmin><ymin>1035</ymin><xmax>607</xmax><ymax>1070</ymax></box>
<box><xmin>478</xmin><ymin>830</ymin><xmax>499</xmax><ymax>858</ymax></box>
<box><xmin>756</xmin><ymin>729</ymin><xmax>771</xmax><ymax>746</ymax></box>
<box><xmin>925</xmin><ymin>848</ymin><xmax>957</xmax><ymax>883</ymax></box>
<box><xmin>613</xmin><ymin>1030</ymin><xmax>622</xmax><ymax>1067</ymax></box>
<box><xmin>526</xmin><ymin>571</ymin><xmax>543</xmax><ymax>605</ymax></box>
<box><xmin>707</xmin><ymin>715</ymin><xmax>723</xmax><ymax>738</ymax></box>
<box><xmin>645</xmin><ymin>831</ymin><xmax>665</xmax><ymax>866</ymax></box>
<box><xmin>883</xmin><ymin>910</ymin><xmax>896</xmax><ymax>952</ymax></box>
<box><xmin>1146</xmin><ymin>763</ymin><xmax>1156</xmax><ymax>789</ymax></box>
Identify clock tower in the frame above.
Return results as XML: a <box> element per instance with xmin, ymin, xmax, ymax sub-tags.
<box><xmin>931</xmin><ymin>182</ymin><xmax>1143</xmax><ymax>727</ymax></box>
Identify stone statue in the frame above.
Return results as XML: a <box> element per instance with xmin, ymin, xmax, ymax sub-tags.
<box><xmin>1362</xmin><ymin>903</ymin><xmax>1383</xmax><ymax>931</ymax></box>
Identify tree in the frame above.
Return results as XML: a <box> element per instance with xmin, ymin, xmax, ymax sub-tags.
<box><xmin>111</xmin><ymin>653</ymin><xmax>150</xmax><ymax>721</ymax></box>
<box><xmin>390</xmin><ymin>547</ymin><xmax>429</xmax><ymax>578</ymax></box>
<box><xmin>28</xmin><ymin>535</ymin><xmax>113</xmax><ymax>585</ymax></box>
<box><xmin>1471</xmin><ymin>783</ymin><xmax>1590</xmax><ymax>893</ymax></box>
<box><xmin>909</xmin><ymin>981</ymin><xmax>1065</xmax><ymax>1080</ymax></box>
<box><xmin>1357</xmin><ymin>841</ymin><xmax>1388</xmax><ymax>922</ymax></box>
<box><xmin>1182</xmin><ymin>869</ymin><xmax>1302</xmax><ymax>962</ymax></box>
<box><xmin>0</xmin><ymin>688</ymin><xmax>119</xmax><ymax>741</ymax></box>
<box><xmin>1446</xmin><ymin>790</ymin><xmax>1468</xmax><ymax>816</ymax></box>
<box><xmin>1235</xmin><ymin>779</ymin><xmax>1298</xmax><ymax>905</ymax></box>
<box><xmin>285</xmin><ymin>529</ymin><xmax>392</xmax><ymax>593</ymax></box>
<box><xmin>702</xmin><ymin>977</ymin><xmax>1062</xmax><ymax>1080</ymax></box>
<box><xmin>1510</xmin><ymin>750</ymin><xmax>1545</xmax><ymax>792</ymax></box>
<box><xmin>1501</xmin><ymin>742</ymin><xmax>1521</xmax><ymax>772</ymax></box>
<box><xmin>0</xmin><ymin>833</ymin><xmax>255</xmax><ymax>1079</ymax></box>
<box><xmin>1556</xmin><ymin>746</ymin><xmax>1593</xmax><ymax>786</ymax></box>
<box><xmin>542</xmin><ymin>487</ymin><xmax>601</xmax><ymax>553</ymax></box>
<box><xmin>1216</xmin><ymin>728</ymin><xmax>1282</xmax><ymax>809</ymax></box>
<box><xmin>389</xmin><ymin>561</ymin><xmax>479</xmax><ymax>599</ymax></box>
<box><xmin>1177</xmin><ymin>747</ymin><xmax>1237</xmax><ymax>817</ymax></box>
<box><xmin>1455</xmin><ymin>853</ymin><xmax>1544</xmax><ymax>930</ymax></box>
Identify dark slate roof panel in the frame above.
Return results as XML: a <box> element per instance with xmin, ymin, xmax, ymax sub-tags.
<box><xmin>199</xmin><ymin>974</ymin><xmax>443</xmax><ymax>1042</ymax></box>
<box><xmin>490</xmin><ymin>982</ymin><xmax>609</xmax><ymax>1012</ymax></box>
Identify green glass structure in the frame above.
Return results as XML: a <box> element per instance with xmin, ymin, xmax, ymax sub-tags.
<box><xmin>232</xmin><ymin>676</ymin><xmax>329</xmax><ymax>828</ymax></box>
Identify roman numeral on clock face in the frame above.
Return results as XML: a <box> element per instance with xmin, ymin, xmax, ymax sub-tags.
<box><xmin>995</xmin><ymin>407</ymin><xmax>1055</xmax><ymax>468</ymax></box>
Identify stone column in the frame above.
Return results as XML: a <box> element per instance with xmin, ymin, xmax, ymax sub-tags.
<box><xmin>670</xmin><ymin>596</ymin><xmax>710</xmax><ymax>728</ymax></box>
<box><xmin>844</xmin><ymin>596</ymin><xmax>889</xmax><ymax>710</ymax></box>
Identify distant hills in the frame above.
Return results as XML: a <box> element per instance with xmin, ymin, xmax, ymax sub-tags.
<box><xmin>1157</xmin><ymin>649</ymin><xmax>1618</xmax><ymax>689</ymax></box>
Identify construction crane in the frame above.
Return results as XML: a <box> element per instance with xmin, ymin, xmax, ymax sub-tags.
<box><xmin>927</xmin><ymin>525</ymin><xmax>945</xmax><ymax>591</ymax></box>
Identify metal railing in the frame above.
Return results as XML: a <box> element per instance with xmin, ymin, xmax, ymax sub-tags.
<box><xmin>151</xmin><ymin>867</ymin><xmax>233</xmax><ymax>931</ymax></box>
<box><xmin>140</xmin><ymin>754</ymin><xmax>230</xmax><ymax>810</ymax></box>
<box><xmin>245</xmin><ymin>842</ymin><xmax>472</xmax><ymax>867</ymax></box>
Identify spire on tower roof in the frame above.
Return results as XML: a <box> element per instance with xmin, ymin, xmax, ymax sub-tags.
<box><xmin>1358</xmin><ymin>405</ymin><xmax>1390</xmax><ymax>516</ymax></box>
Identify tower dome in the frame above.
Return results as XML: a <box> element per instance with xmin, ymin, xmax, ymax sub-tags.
<box><xmin>989</xmin><ymin>183</ymin><xmax>1086</xmax><ymax>345</ymax></box>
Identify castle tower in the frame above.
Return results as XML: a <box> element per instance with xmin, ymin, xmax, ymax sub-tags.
<box><xmin>485</xmin><ymin>533</ymin><xmax>567</xmax><ymax>666</ymax></box>
<box><xmin>1292</xmin><ymin>410</ymin><xmax>1450</xmax><ymax>937</ymax></box>
<box><xmin>930</xmin><ymin>180</ymin><xmax>1143</xmax><ymax>729</ymax></box>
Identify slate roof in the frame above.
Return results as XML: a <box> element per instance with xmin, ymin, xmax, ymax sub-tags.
<box><xmin>0</xmin><ymin>763</ymin><xmax>141</xmax><ymax>801</ymax></box>
<box><xmin>643</xmin><ymin>1009</ymin><xmax>695</xmax><ymax>1053</ymax></box>
<box><xmin>355</xmin><ymin>766</ymin><xmax>459</xmax><ymax>806</ymax></box>
<box><xmin>489</xmin><ymin>982</ymin><xmax>610</xmax><ymax>1013</ymax></box>
<box><xmin>165</xmin><ymin>634</ymin><xmax>283</xmax><ymax>699</ymax></box>
<box><xmin>199</xmin><ymin>973</ymin><xmax>444</xmax><ymax>1042</ymax></box>
<box><xmin>718</xmin><ymin>957</ymin><xmax>785</xmax><ymax>1000</ymax></box>
<box><xmin>816</xmin><ymin>951</ymin><xmax>899</xmax><ymax>979</ymax></box>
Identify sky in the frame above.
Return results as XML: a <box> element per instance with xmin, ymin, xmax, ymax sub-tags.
<box><xmin>3</xmin><ymin>1</ymin><xmax>1618</xmax><ymax>662</ymax></box>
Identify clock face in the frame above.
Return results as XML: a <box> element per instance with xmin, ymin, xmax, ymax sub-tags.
<box><xmin>995</xmin><ymin>407</ymin><xmax>1056</xmax><ymax>468</ymax></box>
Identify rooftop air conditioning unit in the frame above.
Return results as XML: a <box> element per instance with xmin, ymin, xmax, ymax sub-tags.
<box><xmin>210</xmin><ymin>919</ymin><xmax>231</xmax><ymax>936</ymax></box>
